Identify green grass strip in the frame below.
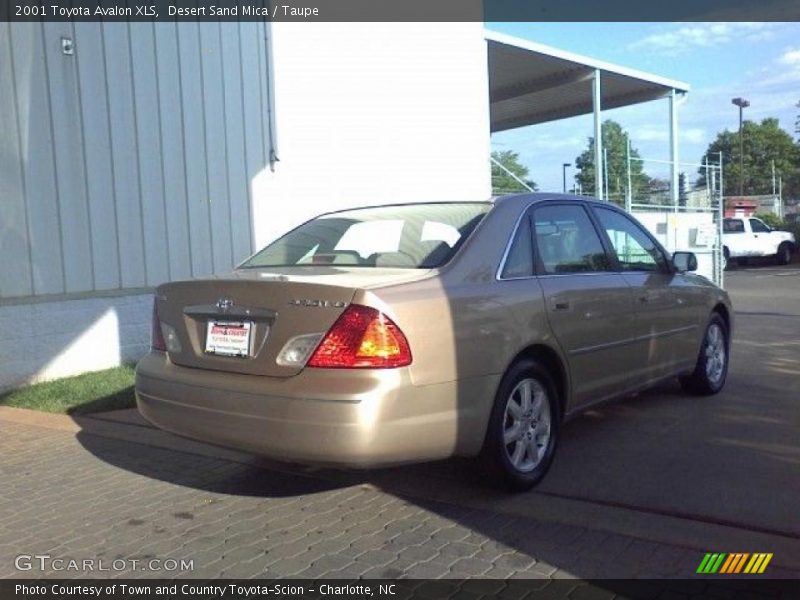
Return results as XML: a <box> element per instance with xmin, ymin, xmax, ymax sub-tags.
<box><xmin>0</xmin><ymin>365</ymin><xmax>136</xmax><ymax>415</ymax></box>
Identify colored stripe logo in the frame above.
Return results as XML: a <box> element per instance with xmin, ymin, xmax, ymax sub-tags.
<box><xmin>697</xmin><ymin>552</ymin><xmax>772</xmax><ymax>574</ymax></box>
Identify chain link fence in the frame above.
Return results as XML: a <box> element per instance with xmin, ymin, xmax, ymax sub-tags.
<box><xmin>627</xmin><ymin>154</ymin><xmax>725</xmax><ymax>287</ymax></box>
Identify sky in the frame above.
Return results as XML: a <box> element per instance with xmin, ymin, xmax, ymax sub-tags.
<box><xmin>488</xmin><ymin>22</ymin><xmax>800</xmax><ymax>193</ymax></box>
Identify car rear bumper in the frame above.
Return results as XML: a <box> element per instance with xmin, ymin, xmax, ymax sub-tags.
<box><xmin>135</xmin><ymin>353</ymin><xmax>492</xmax><ymax>468</ymax></box>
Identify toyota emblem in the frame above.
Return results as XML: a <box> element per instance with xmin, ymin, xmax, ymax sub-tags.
<box><xmin>216</xmin><ymin>297</ymin><xmax>234</xmax><ymax>311</ymax></box>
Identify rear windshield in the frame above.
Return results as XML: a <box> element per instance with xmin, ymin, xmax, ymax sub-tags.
<box><xmin>240</xmin><ymin>203</ymin><xmax>491</xmax><ymax>269</ymax></box>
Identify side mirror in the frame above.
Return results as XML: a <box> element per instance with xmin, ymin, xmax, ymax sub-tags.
<box><xmin>673</xmin><ymin>251</ymin><xmax>697</xmax><ymax>273</ymax></box>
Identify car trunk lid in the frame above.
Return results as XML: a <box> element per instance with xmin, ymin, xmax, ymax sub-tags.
<box><xmin>155</xmin><ymin>267</ymin><xmax>433</xmax><ymax>377</ymax></box>
<box><xmin>156</xmin><ymin>277</ymin><xmax>357</xmax><ymax>377</ymax></box>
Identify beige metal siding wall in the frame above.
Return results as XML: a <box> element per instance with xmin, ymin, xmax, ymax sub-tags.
<box><xmin>0</xmin><ymin>22</ymin><xmax>271</xmax><ymax>300</ymax></box>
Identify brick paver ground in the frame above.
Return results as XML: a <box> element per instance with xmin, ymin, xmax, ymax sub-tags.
<box><xmin>2</xmin><ymin>420</ymin><xmax>797</xmax><ymax>581</ymax></box>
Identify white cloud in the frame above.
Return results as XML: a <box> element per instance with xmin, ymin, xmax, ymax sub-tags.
<box><xmin>629</xmin><ymin>23</ymin><xmax>777</xmax><ymax>56</ymax></box>
<box><xmin>516</xmin><ymin>133</ymin><xmax>584</xmax><ymax>150</ymax></box>
<box><xmin>681</xmin><ymin>128</ymin><xmax>708</xmax><ymax>144</ymax></box>
<box><xmin>749</xmin><ymin>47</ymin><xmax>800</xmax><ymax>88</ymax></box>
<box><xmin>779</xmin><ymin>48</ymin><xmax>800</xmax><ymax>66</ymax></box>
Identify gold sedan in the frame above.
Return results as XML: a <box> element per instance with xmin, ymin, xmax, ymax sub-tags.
<box><xmin>136</xmin><ymin>195</ymin><xmax>732</xmax><ymax>490</ymax></box>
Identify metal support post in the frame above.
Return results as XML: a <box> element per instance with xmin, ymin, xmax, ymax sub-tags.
<box><xmin>592</xmin><ymin>69</ymin><xmax>603</xmax><ymax>200</ymax></box>
<box><xmin>718</xmin><ymin>151</ymin><xmax>724</xmax><ymax>289</ymax></box>
<box><xmin>669</xmin><ymin>89</ymin><xmax>679</xmax><ymax>212</ymax></box>
<box><xmin>625</xmin><ymin>138</ymin><xmax>632</xmax><ymax>212</ymax></box>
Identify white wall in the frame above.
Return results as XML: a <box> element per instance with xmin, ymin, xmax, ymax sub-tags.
<box><xmin>0</xmin><ymin>293</ymin><xmax>151</xmax><ymax>390</ymax></box>
<box><xmin>251</xmin><ymin>22</ymin><xmax>492</xmax><ymax>248</ymax></box>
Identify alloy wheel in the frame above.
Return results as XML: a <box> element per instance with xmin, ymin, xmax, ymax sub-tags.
<box><xmin>503</xmin><ymin>378</ymin><xmax>551</xmax><ymax>473</ymax></box>
<box><xmin>704</xmin><ymin>323</ymin><xmax>726</xmax><ymax>386</ymax></box>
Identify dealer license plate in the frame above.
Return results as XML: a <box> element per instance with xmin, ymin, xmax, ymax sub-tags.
<box><xmin>205</xmin><ymin>321</ymin><xmax>253</xmax><ymax>357</ymax></box>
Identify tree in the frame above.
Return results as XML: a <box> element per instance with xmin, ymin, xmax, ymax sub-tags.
<box><xmin>491</xmin><ymin>150</ymin><xmax>537</xmax><ymax>194</ymax></box>
<box><xmin>697</xmin><ymin>118</ymin><xmax>800</xmax><ymax>198</ymax></box>
<box><xmin>795</xmin><ymin>100</ymin><xmax>800</xmax><ymax>141</ymax></box>
<box><xmin>755</xmin><ymin>212</ymin><xmax>783</xmax><ymax>229</ymax></box>
<box><xmin>574</xmin><ymin>120</ymin><xmax>650</xmax><ymax>205</ymax></box>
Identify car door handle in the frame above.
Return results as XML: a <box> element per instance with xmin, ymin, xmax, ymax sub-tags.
<box><xmin>550</xmin><ymin>297</ymin><xmax>570</xmax><ymax>311</ymax></box>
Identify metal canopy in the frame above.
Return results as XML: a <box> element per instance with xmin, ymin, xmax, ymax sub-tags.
<box><xmin>487</xmin><ymin>30</ymin><xmax>690</xmax><ymax>133</ymax></box>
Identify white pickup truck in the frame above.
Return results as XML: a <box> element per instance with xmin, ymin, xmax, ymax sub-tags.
<box><xmin>722</xmin><ymin>216</ymin><xmax>796</xmax><ymax>267</ymax></box>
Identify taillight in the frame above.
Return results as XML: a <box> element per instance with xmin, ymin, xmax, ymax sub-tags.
<box><xmin>151</xmin><ymin>298</ymin><xmax>166</xmax><ymax>352</ymax></box>
<box><xmin>307</xmin><ymin>305</ymin><xmax>412</xmax><ymax>369</ymax></box>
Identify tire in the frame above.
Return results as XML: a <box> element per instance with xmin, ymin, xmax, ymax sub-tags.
<box><xmin>679</xmin><ymin>314</ymin><xmax>729</xmax><ymax>396</ymax></box>
<box><xmin>776</xmin><ymin>242</ymin><xmax>792</xmax><ymax>266</ymax></box>
<box><xmin>722</xmin><ymin>247</ymin><xmax>730</xmax><ymax>271</ymax></box>
<box><xmin>479</xmin><ymin>359</ymin><xmax>559</xmax><ymax>491</ymax></box>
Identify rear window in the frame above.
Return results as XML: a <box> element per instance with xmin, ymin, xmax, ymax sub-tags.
<box><xmin>240</xmin><ymin>203</ymin><xmax>491</xmax><ymax>269</ymax></box>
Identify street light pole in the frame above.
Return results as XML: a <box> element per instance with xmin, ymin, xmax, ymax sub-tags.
<box><xmin>562</xmin><ymin>163</ymin><xmax>571</xmax><ymax>194</ymax></box>
<box><xmin>731</xmin><ymin>97</ymin><xmax>749</xmax><ymax>196</ymax></box>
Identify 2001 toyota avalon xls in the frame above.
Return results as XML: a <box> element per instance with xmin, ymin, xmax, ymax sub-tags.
<box><xmin>136</xmin><ymin>194</ymin><xmax>732</xmax><ymax>490</ymax></box>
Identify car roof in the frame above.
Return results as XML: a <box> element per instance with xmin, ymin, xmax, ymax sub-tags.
<box><xmin>298</xmin><ymin>195</ymin><xmax>608</xmax><ymax>223</ymax></box>
<box><xmin>492</xmin><ymin>192</ymin><xmax>611</xmax><ymax>208</ymax></box>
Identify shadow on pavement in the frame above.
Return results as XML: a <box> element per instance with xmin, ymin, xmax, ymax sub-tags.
<box><xmin>75</xmin><ymin>429</ymin><xmax>344</xmax><ymax>499</ymax></box>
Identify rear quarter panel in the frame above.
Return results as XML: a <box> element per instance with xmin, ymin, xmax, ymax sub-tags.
<box><xmin>353</xmin><ymin>200</ymin><xmax>563</xmax><ymax>452</ymax></box>
<box><xmin>359</xmin><ymin>276</ymin><xmax>552</xmax><ymax>389</ymax></box>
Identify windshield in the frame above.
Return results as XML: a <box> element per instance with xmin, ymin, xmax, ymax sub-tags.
<box><xmin>240</xmin><ymin>203</ymin><xmax>491</xmax><ymax>269</ymax></box>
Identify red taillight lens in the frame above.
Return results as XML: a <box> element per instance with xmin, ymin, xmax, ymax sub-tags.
<box><xmin>151</xmin><ymin>299</ymin><xmax>166</xmax><ymax>352</ymax></box>
<box><xmin>307</xmin><ymin>305</ymin><xmax>412</xmax><ymax>369</ymax></box>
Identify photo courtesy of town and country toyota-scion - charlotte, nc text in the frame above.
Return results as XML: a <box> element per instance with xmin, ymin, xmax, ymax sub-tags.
<box><xmin>14</xmin><ymin>3</ymin><xmax>322</xmax><ymax>18</ymax></box>
<box><xmin>15</xmin><ymin>583</ymin><xmax>397</xmax><ymax>597</ymax></box>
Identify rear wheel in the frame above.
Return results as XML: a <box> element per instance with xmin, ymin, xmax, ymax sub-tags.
<box><xmin>679</xmin><ymin>314</ymin><xmax>729</xmax><ymax>395</ymax></box>
<box><xmin>776</xmin><ymin>242</ymin><xmax>792</xmax><ymax>266</ymax></box>
<box><xmin>479</xmin><ymin>359</ymin><xmax>559</xmax><ymax>491</ymax></box>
